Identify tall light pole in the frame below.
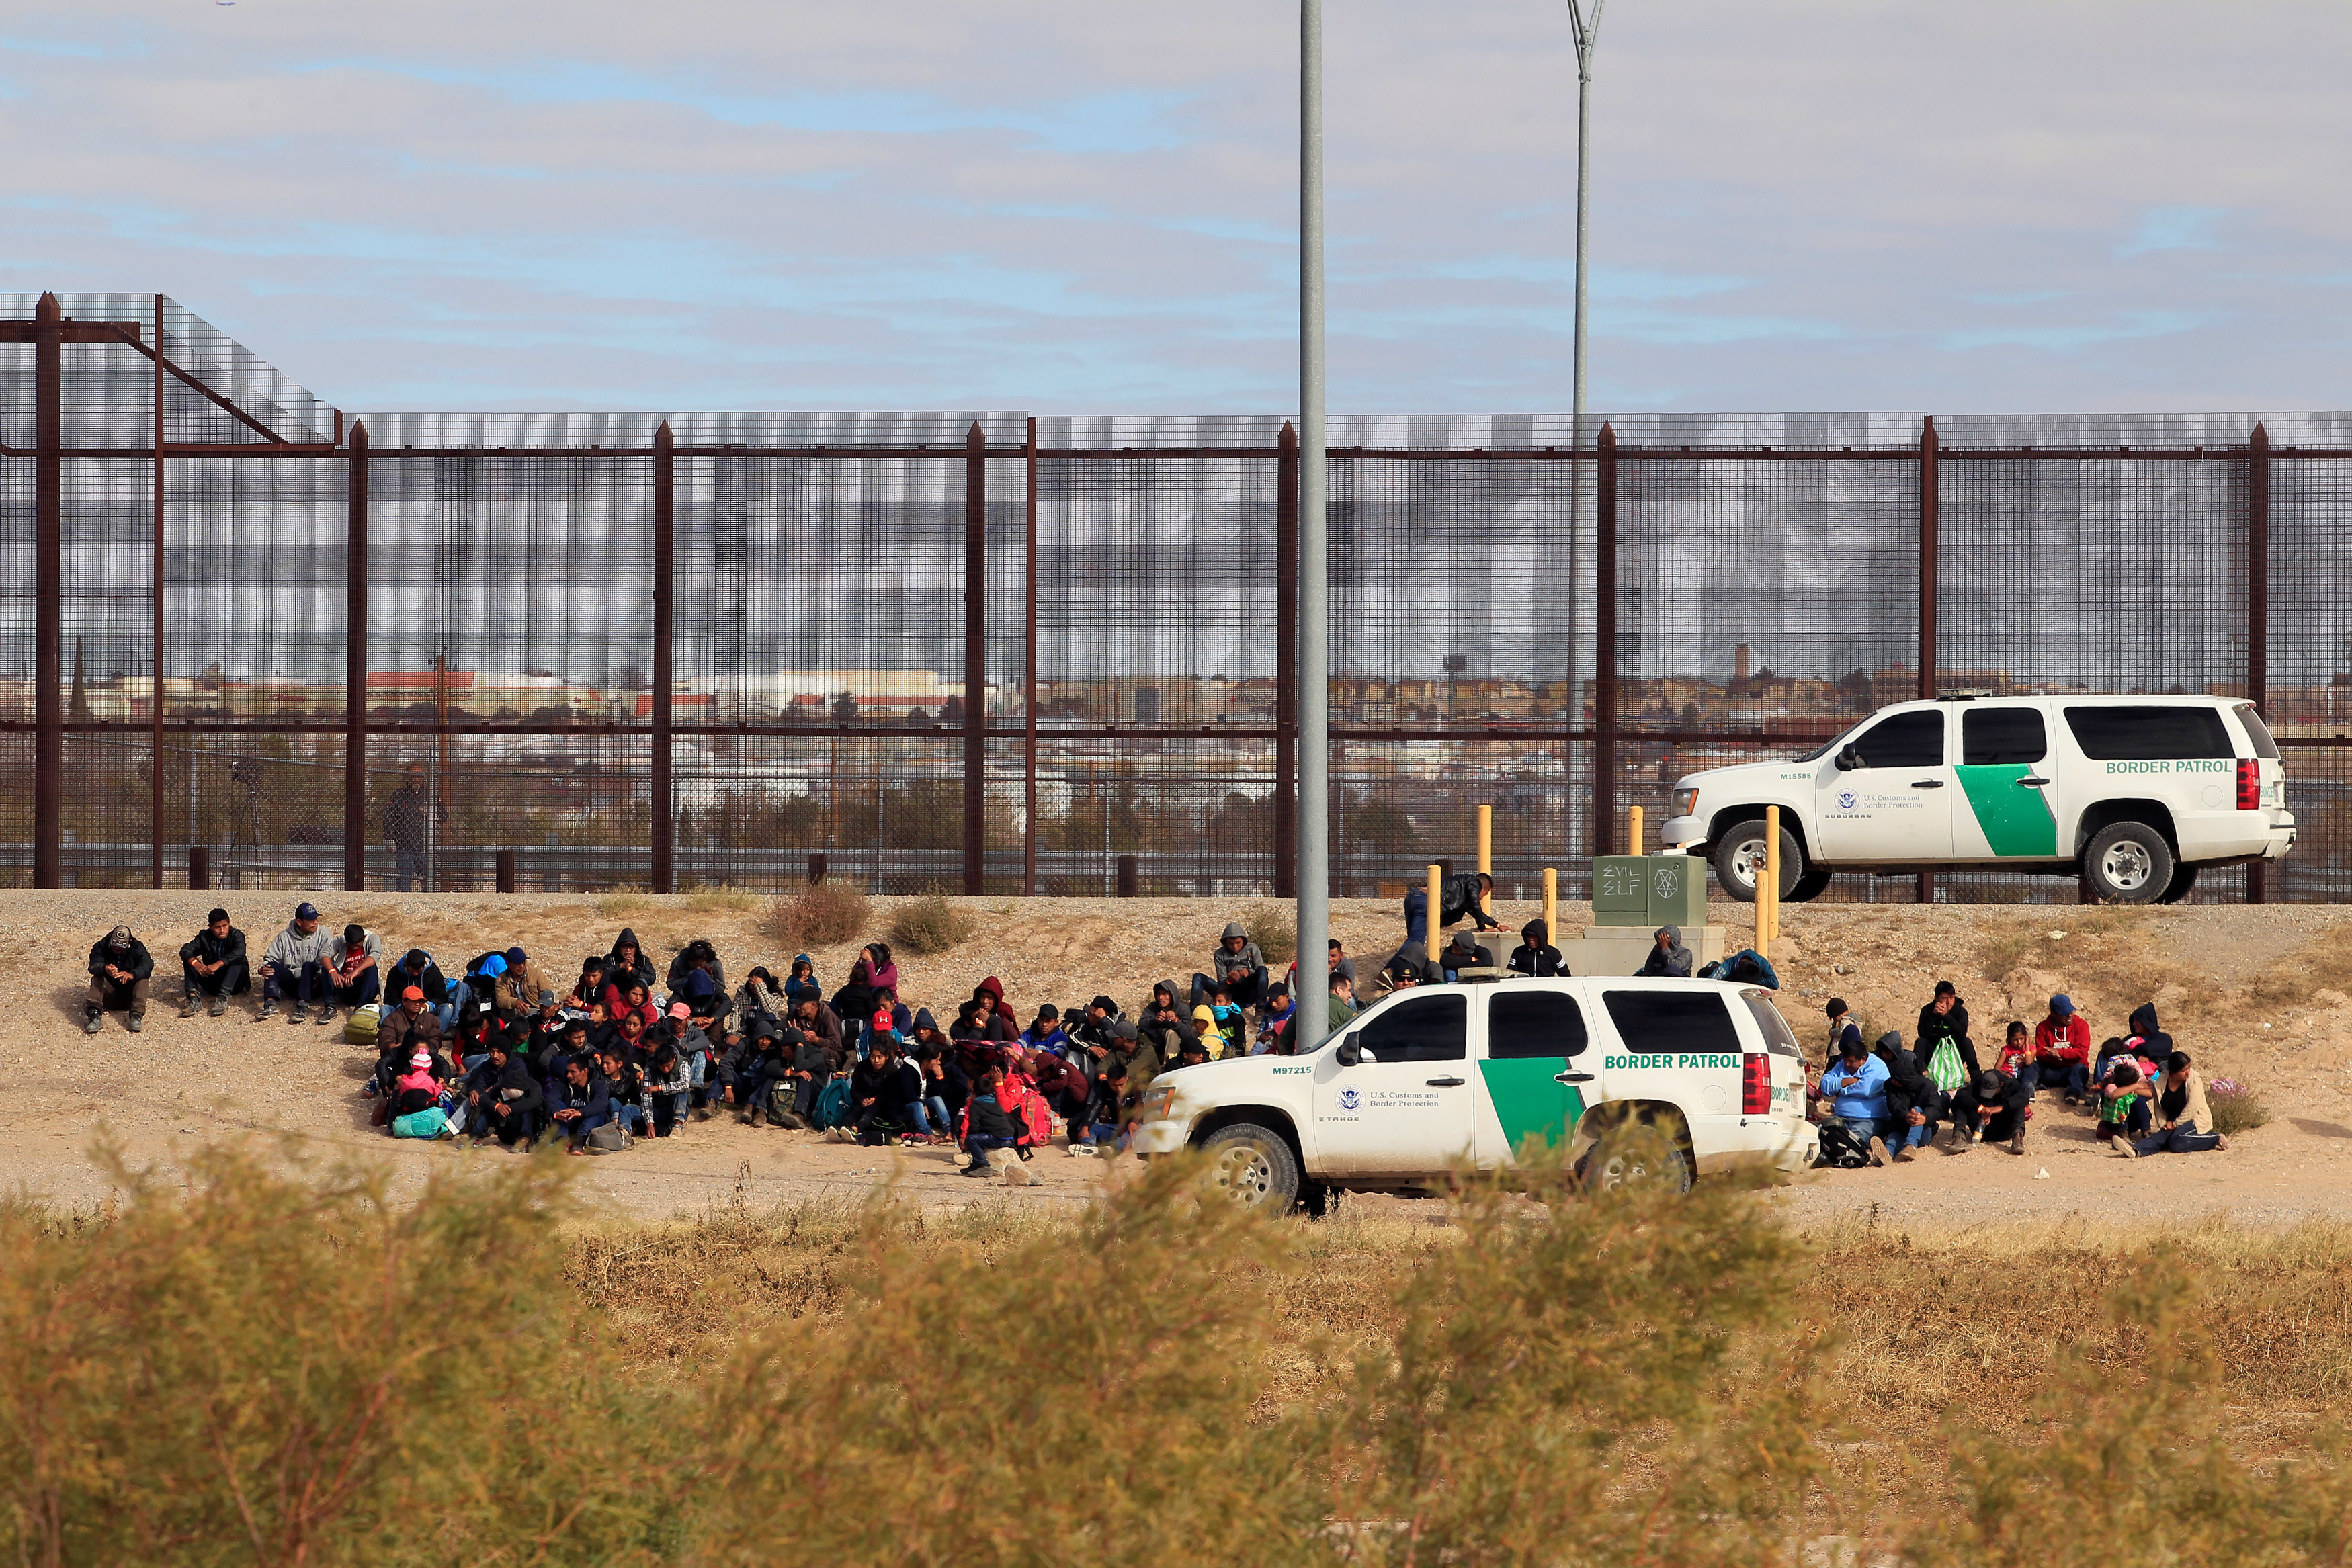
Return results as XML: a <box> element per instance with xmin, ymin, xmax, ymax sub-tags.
<box><xmin>1564</xmin><ymin>0</ymin><xmax>1605</xmax><ymax>868</ymax></box>
<box><xmin>1295</xmin><ymin>0</ymin><xmax>1331</xmax><ymax>1051</ymax></box>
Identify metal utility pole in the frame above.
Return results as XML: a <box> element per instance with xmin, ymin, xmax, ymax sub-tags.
<box><xmin>1564</xmin><ymin>0</ymin><xmax>1605</xmax><ymax>867</ymax></box>
<box><xmin>1295</xmin><ymin>0</ymin><xmax>1331</xmax><ymax>1051</ymax></box>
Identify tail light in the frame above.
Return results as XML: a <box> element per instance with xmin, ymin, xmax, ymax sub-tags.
<box><xmin>1741</xmin><ymin>1053</ymin><xmax>1772</xmax><ymax>1116</ymax></box>
<box><xmin>2237</xmin><ymin>759</ymin><xmax>2260</xmax><ymax>810</ymax></box>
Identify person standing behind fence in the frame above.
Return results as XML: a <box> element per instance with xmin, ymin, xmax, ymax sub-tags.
<box><xmin>178</xmin><ymin>908</ymin><xmax>249</xmax><ymax>1018</ymax></box>
<box><xmin>381</xmin><ymin>765</ymin><xmax>444</xmax><ymax>893</ymax></box>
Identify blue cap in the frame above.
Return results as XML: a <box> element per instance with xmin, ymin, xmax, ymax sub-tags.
<box><xmin>295</xmin><ymin>902</ymin><xmax>319</xmax><ymax>920</ymax></box>
<box><xmin>505</xmin><ymin>946</ymin><xmax>528</xmax><ymax>966</ymax></box>
<box><xmin>2050</xmin><ymin>994</ymin><xmax>2074</xmax><ymax>1016</ymax></box>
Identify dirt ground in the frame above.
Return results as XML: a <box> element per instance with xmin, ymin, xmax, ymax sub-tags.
<box><xmin>13</xmin><ymin>888</ymin><xmax>2352</xmax><ymax>1230</ymax></box>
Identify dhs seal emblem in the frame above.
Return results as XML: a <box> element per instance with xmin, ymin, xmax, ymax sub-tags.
<box><xmin>1337</xmin><ymin>1086</ymin><xmax>1363</xmax><ymax>1113</ymax></box>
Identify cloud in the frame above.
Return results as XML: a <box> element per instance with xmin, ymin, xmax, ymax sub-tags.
<box><xmin>2</xmin><ymin>0</ymin><xmax>2347</xmax><ymax>414</ymax></box>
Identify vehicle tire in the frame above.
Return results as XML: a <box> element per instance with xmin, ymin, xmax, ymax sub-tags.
<box><xmin>1786</xmin><ymin>867</ymin><xmax>1833</xmax><ymax>903</ymax></box>
<box><xmin>2081</xmin><ymin>821</ymin><xmax>2175</xmax><ymax>905</ymax></box>
<box><xmin>1581</xmin><ymin>1127</ymin><xmax>1695</xmax><ymax>1196</ymax></box>
<box><xmin>2156</xmin><ymin>862</ymin><xmax>2199</xmax><ymax>905</ymax></box>
<box><xmin>1200</xmin><ymin>1123</ymin><xmax>1302</xmax><ymax>1213</ymax></box>
<box><xmin>1712</xmin><ymin>818</ymin><xmax>1804</xmax><ymax>904</ymax></box>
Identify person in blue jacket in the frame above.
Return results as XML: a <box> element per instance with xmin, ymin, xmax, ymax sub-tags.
<box><xmin>1823</xmin><ymin>1033</ymin><xmax>1894</xmax><ymax>1166</ymax></box>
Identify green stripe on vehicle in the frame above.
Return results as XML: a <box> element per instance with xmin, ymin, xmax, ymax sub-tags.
<box><xmin>1478</xmin><ymin>1057</ymin><xmax>1589</xmax><ymax>1158</ymax></box>
<box><xmin>1956</xmin><ymin>764</ymin><xmax>2058</xmax><ymax>857</ymax></box>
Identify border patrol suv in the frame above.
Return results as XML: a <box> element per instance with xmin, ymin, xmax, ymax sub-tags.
<box><xmin>1659</xmin><ymin>695</ymin><xmax>2293</xmax><ymax>905</ymax></box>
<box><xmin>1131</xmin><ymin>977</ymin><xmax>1814</xmax><ymax>1212</ymax></box>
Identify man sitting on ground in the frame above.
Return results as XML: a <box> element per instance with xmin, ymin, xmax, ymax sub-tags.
<box><xmin>178</xmin><ymin>908</ymin><xmax>248</xmax><ymax>1018</ymax></box>
<box><xmin>85</xmin><ymin>925</ymin><xmax>154</xmax><ymax>1035</ymax></box>
<box><xmin>548</xmin><ymin>1055</ymin><xmax>614</xmax><ymax>1154</ymax></box>
<box><xmin>388</xmin><ymin>948</ymin><xmax>455</xmax><ymax>1028</ymax></box>
<box><xmin>491</xmin><ymin>947</ymin><xmax>552</xmax><ymax>1020</ymax></box>
<box><xmin>1822</xmin><ymin>1034</ymin><xmax>1893</xmax><ymax>1166</ymax></box>
<box><xmin>258</xmin><ymin>902</ymin><xmax>333</xmax><ymax>1022</ymax></box>
<box><xmin>1193</xmin><ymin>922</ymin><xmax>1269</xmax><ymax>1014</ymax></box>
<box><xmin>464</xmin><ymin>1036</ymin><xmax>542</xmax><ymax>1148</ymax></box>
<box><xmin>2032</xmin><ymin>994</ymin><xmax>2093</xmax><ymax>1103</ymax></box>
<box><xmin>321</xmin><ymin>921</ymin><xmax>382</xmax><ymax>1029</ymax></box>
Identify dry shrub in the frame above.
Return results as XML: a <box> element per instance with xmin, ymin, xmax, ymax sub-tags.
<box><xmin>1243</xmin><ymin>900</ymin><xmax>1298</xmax><ymax>969</ymax></box>
<box><xmin>0</xmin><ymin>1145</ymin><xmax>664</xmax><ymax>1566</ymax></box>
<box><xmin>887</xmin><ymin>891</ymin><xmax>977</xmax><ymax>956</ymax></box>
<box><xmin>2252</xmin><ymin>965</ymin><xmax>2323</xmax><ymax>1010</ymax></box>
<box><xmin>596</xmin><ymin>891</ymin><xmax>653</xmax><ymax>918</ymax></box>
<box><xmin>767</xmin><ymin>883</ymin><xmax>868</xmax><ymax>949</ymax></box>
<box><xmin>2207</xmin><ymin>1079</ymin><xmax>2271</xmax><ymax>1135</ymax></box>
<box><xmin>1978</xmin><ymin>923</ymin><xmax>2041</xmax><ymax>981</ymax></box>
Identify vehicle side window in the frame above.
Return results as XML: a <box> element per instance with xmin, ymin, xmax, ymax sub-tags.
<box><xmin>1486</xmin><ymin>991</ymin><xmax>1589</xmax><ymax>1059</ymax></box>
<box><xmin>1962</xmin><ymin>707</ymin><xmax>2046</xmax><ymax>766</ymax></box>
<box><xmin>1601</xmin><ymin>990</ymin><xmax>1741</xmax><ymax>1055</ymax></box>
<box><xmin>2063</xmin><ymin>705</ymin><xmax>2232</xmax><ymax>761</ymax></box>
<box><xmin>1849</xmin><ymin>711</ymin><xmax>1944</xmax><ymax>768</ymax></box>
<box><xmin>1359</xmin><ymin>994</ymin><xmax>1466</xmax><ymax>1062</ymax></box>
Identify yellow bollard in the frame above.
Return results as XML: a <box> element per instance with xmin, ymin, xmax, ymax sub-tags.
<box><xmin>1541</xmin><ymin>866</ymin><xmax>1558</xmax><ymax>943</ymax></box>
<box><xmin>1425</xmin><ymin>862</ymin><xmax>1444</xmax><ymax>958</ymax></box>
<box><xmin>1476</xmin><ymin>804</ymin><xmax>1493</xmax><ymax>916</ymax></box>
<box><xmin>1628</xmin><ymin>804</ymin><xmax>1644</xmax><ymax>857</ymax></box>
<box><xmin>1759</xmin><ymin>805</ymin><xmax>1781</xmax><ymax>958</ymax></box>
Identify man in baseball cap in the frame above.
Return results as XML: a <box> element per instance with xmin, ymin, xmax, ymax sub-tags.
<box><xmin>491</xmin><ymin>945</ymin><xmax>551</xmax><ymax>1020</ymax></box>
<box><xmin>259</xmin><ymin>902</ymin><xmax>332</xmax><ymax>1023</ymax></box>
<box><xmin>84</xmin><ymin>924</ymin><xmax>155</xmax><ymax>1035</ymax></box>
<box><xmin>2033</xmin><ymin>993</ymin><xmax>2093</xmax><ymax>1103</ymax></box>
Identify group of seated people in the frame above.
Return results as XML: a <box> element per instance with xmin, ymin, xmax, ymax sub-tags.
<box><xmin>1810</xmin><ymin>986</ymin><xmax>2232</xmax><ymax>1166</ymax></box>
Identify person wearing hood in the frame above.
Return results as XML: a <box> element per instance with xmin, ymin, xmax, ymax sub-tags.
<box><xmin>463</xmin><ymin>1036</ymin><xmax>544</xmax><ymax>1146</ymax></box>
<box><xmin>389</xmin><ymin>948</ymin><xmax>456</xmax><ymax>1028</ymax></box>
<box><xmin>1134</xmin><ymin>984</ymin><xmax>1198</xmax><ymax>1061</ymax></box>
<box><xmin>1636</xmin><ymin>925</ymin><xmax>1692</xmax><ymax>979</ymax></box>
<box><xmin>604</xmin><ymin>929</ymin><xmax>657</xmax><ymax>995</ymax></box>
<box><xmin>177</xmin><ymin>909</ymin><xmax>249</xmax><ymax>1018</ymax></box>
<box><xmin>259</xmin><ymin>903</ymin><xmax>335</xmax><ymax>1022</ymax></box>
<box><xmin>1193</xmin><ymin>1001</ymin><xmax>1237</xmax><ymax>1059</ymax></box>
<box><xmin>1507</xmin><ymin>920</ymin><xmax>1566</xmax><ymax>978</ymax></box>
<box><xmin>1376</xmin><ymin>941</ymin><xmax>1433</xmax><ymax>996</ymax></box>
<box><xmin>783</xmin><ymin>954</ymin><xmax>821</xmax><ymax>1009</ymax></box>
<box><xmin>85</xmin><ymin>926</ymin><xmax>155</xmax><ymax>1034</ymax></box>
<box><xmin>1027</xmin><ymin>1045</ymin><xmax>1089</xmax><ymax>1135</ymax></box>
<box><xmin>1439</xmin><ymin>932</ymin><xmax>1486</xmax><ymax>982</ymax></box>
<box><xmin>1873</xmin><ymin>1029</ymin><xmax>1958</xmax><ymax>1161</ymax></box>
<box><xmin>967</xmin><ymin>974</ymin><xmax>1014</xmax><ymax>1033</ymax></box>
<box><xmin>736</xmin><ymin>967</ymin><xmax>785</xmax><ymax>1038</ymax></box>
<box><xmin>1193</xmin><ymin>922</ymin><xmax>1269</xmax><ymax>1012</ymax></box>
<box><xmin>906</xmin><ymin>1006</ymin><xmax>948</xmax><ymax>1058</ymax></box>
<box><xmin>1825</xmin><ymin>999</ymin><xmax>1863</xmax><ymax>1070</ymax></box>
<box><xmin>2126</xmin><ymin>1002</ymin><xmax>2175</xmax><ymax>1063</ymax></box>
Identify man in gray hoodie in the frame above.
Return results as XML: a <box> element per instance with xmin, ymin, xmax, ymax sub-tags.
<box><xmin>259</xmin><ymin>902</ymin><xmax>335</xmax><ymax>1022</ymax></box>
<box><xmin>1192</xmin><ymin>922</ymin><xmax>1267</xmax><ymax>1012</ymax></box>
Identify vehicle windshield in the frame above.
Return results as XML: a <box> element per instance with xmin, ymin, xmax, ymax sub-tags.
<box><xmin>1741</xmin><ymin>989</ymin><xmax>1802</xmax><ymax>1059</ymax></box>
<box><xmin>1792</xmin><ymin>717</ymin><xmax>1867</xmax><ymax>764</ymax></box>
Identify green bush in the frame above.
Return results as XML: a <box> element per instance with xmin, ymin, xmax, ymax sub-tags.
<box><xmin>1243</xmin><ymin>900</ymin><xmax>1298</xmax><ymax>969</ymax></box>
<box><xmin>886</xmin><ymin>891</ymin><xmax>977</xmax><ymax>956</ymax></box>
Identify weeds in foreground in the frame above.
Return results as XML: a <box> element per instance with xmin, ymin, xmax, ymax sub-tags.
<box><xmin>765</xmin><ymin>883</ymin><xmax>869</xmax><ymax>950</ymax></box>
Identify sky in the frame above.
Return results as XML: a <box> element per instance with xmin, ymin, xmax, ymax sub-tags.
<box><xmin>3</xmin><ymin>0</ymin><xmax>2349</xmax><ymax>415</ymax></box>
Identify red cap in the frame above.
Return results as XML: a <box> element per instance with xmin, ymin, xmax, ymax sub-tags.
<box><xmin>401</xmin><ymin>986</ymin><xmax>425</xmax><ymax>1002</ymax></box>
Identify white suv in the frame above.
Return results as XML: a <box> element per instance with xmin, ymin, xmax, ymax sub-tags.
<box><xmin>1659</xmin><ymin>695</ymin><xmax>2294</xmax><ymax>905</ymax></box>
<box><xmin>1130</xmin><ymin>977</ymin><xmax>1816</xmax><ymax>1211</ymax></box>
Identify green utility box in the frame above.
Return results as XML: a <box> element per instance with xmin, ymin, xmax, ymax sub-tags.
<box><xmin>1591</xmin><ymin>855</ymin><xmax>1709</xmax><ymax>929</ymax></box>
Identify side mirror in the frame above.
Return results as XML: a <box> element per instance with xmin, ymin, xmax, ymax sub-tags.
<box><xmin>1335</xmin><ymin>1036</ymin><xmax>1361</xmax><ymax>1068</ymax></box>
<box><xmin>1834</xmin><ymin>746</ymin><xmax>1860</xmax><ymax>772</ymax></box>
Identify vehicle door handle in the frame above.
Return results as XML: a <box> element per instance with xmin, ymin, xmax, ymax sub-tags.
<box><xmin>1911</xmin><ymin>779</ymin><xmax>1945</xmax><ymax>789</ymax></box>
<box><xmin>1554</xmin><ymin>1071</ymin><xmax>1595</xmax><ymax>1084</ymax></box>
<box><xmin>1425</xmin><ymin>1076</ymin><xmax>1466</xmax><ymax>1087</ymax></box>
<box><xmin>2019</xmin><ymin>776</ymin><xmax>2050</xmax><ymax>787</ymax></box>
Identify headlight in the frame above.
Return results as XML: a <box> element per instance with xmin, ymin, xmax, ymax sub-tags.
<box><xmin>1146</xmin><ymin>1086</ymin><xmax>1178</xmax><ymax>1121</ymax></box>
<box><xmin>1673</xmin><ymin>788</ymin><xmax>1699</xmax><ymax>818</ymax></box>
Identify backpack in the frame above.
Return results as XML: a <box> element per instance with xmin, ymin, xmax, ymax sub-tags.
<box><xmin>1814</xmin><ymin>1121</ymin><xmax>1872</xmax><ymax>1170</ymax></box>
<box><xmin>814</xmin><ymin>1078</ymin><xmax>853</xmax><ymax>1130</ymax></box>
<box><xmin>586</xmin><ymin>1120</ymin><xmax>631</xmax><ymax>1153</ymax></box>
<box><xmin>343</xmin><ymin>1003</ymin><xmax>382</xmax><ymax>1047</ymax></box>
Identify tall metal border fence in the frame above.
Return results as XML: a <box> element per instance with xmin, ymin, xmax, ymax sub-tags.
<box><xmin>5</xmin><ymin>292</ymin><xmax>2348</xmax><ymax>904</ymax></box>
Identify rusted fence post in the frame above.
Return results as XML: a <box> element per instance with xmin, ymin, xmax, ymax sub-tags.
<box><xmin>1116</xmin><ymin>854</ymin><xmax>1138</xmax><ymax>898</ymax></box>
<box><xmin>495</xmin><ymin>849</ymin><xmax>516</xmax><ymax>893</ymax></box>
<box><xmin>344</xmin><ymin>422</ymin><xmax>370</xmax><ymax>891</ymax></box>
<box><xmin>963</xmin><ymin>421</ymin><xmax>987</xmax><ymax>895</ymax></box>
<box><xmin>187</xmin><ymin>846</ymin><xmax>210</xmax><ymax>890</ymax></box>
<box><xmin>32</xmin><ymin>292</ymin><xmax>62</xmax><ymax>890</ymax></box>
<box><xmin>650</xmin><ymin>421</ymin><xmax>675</xmax><ymax>894</ymax></box>
<box><xmin>1917</xmin><ymin>415</ymin><xmax>1939</xmax><ymax>905</ymax></box>
<box><xmin>1023</xmin><ymin>416</ymin><xmax>1040</xmax><ymax>896</ymax></box>
<box><xmin>1591</xmin><ymin>423</ymin><xmax>1618</xmax><ymax>861</ymax></box>
<box><xmin>807</xmin><ymin>853</ymin><xmax>829</xmax><ymax>885</ymax></box>
<box><xmin>1275</xmin><ymin>422</ymin><xmax>1300</xmax><ymax>898</ymax></box>
<box><xmin>151</xmin><ymin>294</ymin><xmax>166</xmax><ymax>890</ymax></box>
<box><xmin>2246</xmin><ymin>421</ymin><xmax>2270</xmax><ymax>904</ymax></box>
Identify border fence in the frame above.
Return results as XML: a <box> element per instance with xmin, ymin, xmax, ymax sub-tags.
<box><xmin>5</xmin><ymin>292</ymin><xmax>2349</xmax><ymax>903</ymax></box>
